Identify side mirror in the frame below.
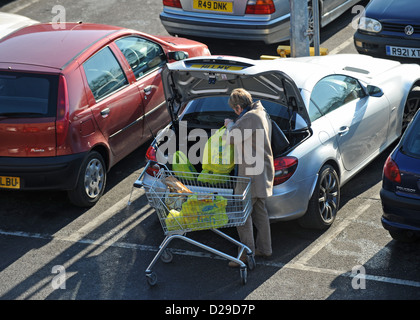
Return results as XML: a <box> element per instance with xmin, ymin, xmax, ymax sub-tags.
<box><xmin>167</xmin><ymin>51</ymin><xmax>189</xmax><ymax>61</ymax></box>
<box><xmin>367</xmin><ymin>85</ymin><xmax>384</xmax><ymax>97</ymax></box>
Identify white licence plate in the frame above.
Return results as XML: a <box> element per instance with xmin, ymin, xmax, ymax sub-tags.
<box><xmin>386</xmin><ymin>45</ymin><xmax>420</xmax><ymax>58</ymax></box>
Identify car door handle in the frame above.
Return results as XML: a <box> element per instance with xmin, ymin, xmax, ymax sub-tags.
<box><xmin>144</xmin><ymin>85</ymin><xmax>152</xmax><ymax>95</ymax></box>
<box><xmin>100</xmin><ymin>107</ymin><xmax>110</xmax><ymax>117</ymax></box>
<box><xmin>338</xmin><ymin>126</ymin><xmax>349</xmax><ymax>136</ymax></box>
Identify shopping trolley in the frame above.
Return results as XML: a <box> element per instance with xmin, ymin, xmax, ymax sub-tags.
<box><xmin>129</xmin><ymin>160</ymin><xmax>255</xmax><ymax>286</ymax></box>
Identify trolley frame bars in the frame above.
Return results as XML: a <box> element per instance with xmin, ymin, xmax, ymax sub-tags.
<box><xmin>131</xmin><ymin>161</ymin><xmax>255</xmax><ymax>284</ymax></box>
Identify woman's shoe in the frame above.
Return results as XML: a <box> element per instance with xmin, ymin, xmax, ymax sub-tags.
<box><xmin>255</xmin><ymin>249</ymin><xmax>272</xmax><ymax>258</ymax></box>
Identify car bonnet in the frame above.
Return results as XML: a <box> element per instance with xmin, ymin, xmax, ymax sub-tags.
<box><xmin>162</xmin><ymin>56</ymin><xmax>311</xmax><ymax>128</ymax></box>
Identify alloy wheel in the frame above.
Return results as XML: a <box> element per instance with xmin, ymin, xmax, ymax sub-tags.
<box><xmin>318</xmin><ymin>170</ymin><xmax>339</xmax><ymax>224</ymax></box>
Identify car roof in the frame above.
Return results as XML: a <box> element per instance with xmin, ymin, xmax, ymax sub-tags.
<box><xmin>0</xmin><ymin>22</ymin><xmax>125</xmax><ymax>70</ymax></box>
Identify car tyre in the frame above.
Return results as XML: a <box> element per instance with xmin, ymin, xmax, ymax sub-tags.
<box><xmin>299</xmin><ymin>164</ymin><xmax>340</xmax><ymax>230</ymax></box>
<box><xmin>402</xmin><ymin>89</ymin><xmax>420</xmax><ymax>131</ymax></box>
<box><xmin>68</xmin><ymin>151</ymin><xmax>106</xmax><ymax>207</ymax></box>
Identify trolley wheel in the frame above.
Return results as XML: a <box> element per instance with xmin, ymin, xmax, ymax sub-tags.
<box><xmin>160</xmin><ymin>249</ymin><xmax>173</xmax><ymax>263</ymax></box>
<box><xmin>247</xmin><ymin>254</ymin><xmax>256</xmax><ymax>271</ymax></box>
<box><xmin>240</xmin><ymin>267</ymin><xmax>247</xmax><ymax>285</ymax></box>
<box><xmin>146</xmin><ymin>272</ymin><xmax>157</xmax><ymax>286</ymax></box>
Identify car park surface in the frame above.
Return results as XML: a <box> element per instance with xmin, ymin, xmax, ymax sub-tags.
<box><xmin>160</xmin><ymin>0</ymin><xmax>362</xmax><ymax>44</ymax></box>
<box><xmin>0</xmin><ymin>22</ymin><xmax>210</xmax><ymax>207</ymax></box>
<box><xmin>354</xmin><ymin>0</ymin><xmax>420</xmax><ymax>62</ymax></box>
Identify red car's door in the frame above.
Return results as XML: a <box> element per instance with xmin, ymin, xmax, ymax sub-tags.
<box><xmin>115</xmin><ymin>36</ymin><xmax>171</xmax><ymax>143</ymax></box>
<box><xmin>82</xmin><ymin>45</ymin><xmax>143</xmax><ymax>159</ymax></box>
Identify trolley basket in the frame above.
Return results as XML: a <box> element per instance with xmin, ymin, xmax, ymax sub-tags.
<box><xmin>130</xmin><ymin>160</ymin><xmax>255</xmax><ymax>286</ymax></box>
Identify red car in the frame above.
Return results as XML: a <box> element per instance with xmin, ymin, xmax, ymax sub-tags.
<box><xmin>0</xmin><ymin>22</ymin><xmax>210</xmax><ymax>207</ymax></box>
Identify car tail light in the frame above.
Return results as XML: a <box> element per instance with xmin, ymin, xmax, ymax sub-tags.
<box><xmin>383</xmin><ymin>156</ymin><xmax>401</xmax><ymax>184</ymax></box>
<box><xmin>145</xmin><ymin>145</ymin><xmax>160</xmax><ymax>176</ymax></box>
<box><xmin>163</xmin><ymin>0</ymin><xmax>182</xmax><ymax>8</ymax></box>
<box><xmin>56</xmin><ymin>75</ymin><xmax>70</xmax><ymax>148</ymax></box>
<box><xmin>245</xmin><ymin>0</ymin><xmax>275</xmax><ymax>14</ymax></box>
<box><xmin>273</xmin><ymin>156</ymin><xmax>298</xmax><ymax>185</ymax></box>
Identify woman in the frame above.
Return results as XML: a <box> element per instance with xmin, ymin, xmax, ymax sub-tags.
<box><xmin>224</xmin><ymin>88</ymin><xmax>274</xmax><ymax>267</ymax></box>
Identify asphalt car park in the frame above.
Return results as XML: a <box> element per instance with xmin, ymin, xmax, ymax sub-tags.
<box><xmin>0</xmin><ymin>0</ymin><xmax>419</xmax><ymax>302</ymax></box>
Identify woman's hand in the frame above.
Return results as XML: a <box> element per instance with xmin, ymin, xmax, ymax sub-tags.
<box><xmin>224</xmin><ymin>118</ymin><xmax>233</xmax><ymax>127</ymax></box>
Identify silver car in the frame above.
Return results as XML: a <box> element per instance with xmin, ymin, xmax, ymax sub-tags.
<box><xmin>143</xmin><ymin>54</ymin><xmax>420</xmax><ymax>229</ymax></box>
<box><xmin>160</xmin><ymin>0</ymin><xmax>361</xmax><ymax>44</ymax></box>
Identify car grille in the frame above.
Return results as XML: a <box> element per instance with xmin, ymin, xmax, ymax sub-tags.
<box><xmin>382</xmin><ymin>22</ymin><xmax>420</xmax><ymax>36</ymax></box>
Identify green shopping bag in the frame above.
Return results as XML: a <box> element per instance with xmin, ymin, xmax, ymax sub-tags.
<box><xmin>172</xmin><ymin>150</ymin><xmax>197</xmax><ymax>180</ymax></box>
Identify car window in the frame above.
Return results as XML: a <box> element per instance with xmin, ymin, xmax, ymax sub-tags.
<box><xmin>0</xmin><ymin>72</ymin><xmax>58</xmax><ymax>117</ymax></box>
<box><xmin>310</xmin><ymin>75</ymin><xmax>366</xmax><ymax>116</ymax></box>
<box><xmin>115</xmin><ymin>36</ymin><xmax>166</xmax><ymax>79</ymax></box>
<box><xmin>83</xmin><ymin>47</ymin><xmax>128</xmax><ymax>101</ymax></box>
<box><xmin>308</xmin><ymin>100</ymin><xmax>323</xmax><ymax>122</ymax></box>
<box><xmin>181</xmin><ymin>96</ymin><xmax>295</xmax><ymax>129</ymax></box>
<box><xmin>402</xmin><ymin>114</ymin><xmax>420</xmax><ymax>158</ymax></box>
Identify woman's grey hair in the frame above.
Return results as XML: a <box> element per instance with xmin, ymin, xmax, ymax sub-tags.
<box><xmin>229</xmin><ymin>88</ymin><xmax>253</xmax><ymax>110</ymax></box>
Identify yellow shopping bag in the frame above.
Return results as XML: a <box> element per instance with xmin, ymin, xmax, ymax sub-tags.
<box><xmin>180</xmin><ymin>195</ymin><xmax>228</xmax><ymax>231</ymax></box>
<box><xmin>202</xmin><ymin>126</ymin><xmax>234</xmax><ymax>175</ymax></box>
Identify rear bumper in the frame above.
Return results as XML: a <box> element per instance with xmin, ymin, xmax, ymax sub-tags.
<box><xmin>380</xmin><ymin>188</ymin><xmax>420</xmax><ymax>232</ymax></box>
<box><xmin>0</xmin><ymin>152</ymin><xmax>87</xmax><ymax>191</ymax></box>
<box><xmin>159</xmin><ymin>11</ymin><xmax>290</xmax><ymax>44</ymax></box>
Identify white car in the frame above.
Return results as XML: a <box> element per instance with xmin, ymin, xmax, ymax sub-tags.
<box><xmin>0</xmin><ymin>12</ymin><xmax>39</xmax><ymax>39</ymax></box>
<box><xmin>143</xmin><ymin>54</ymin><xmax>420</xmax><ymax>229</ymax></box>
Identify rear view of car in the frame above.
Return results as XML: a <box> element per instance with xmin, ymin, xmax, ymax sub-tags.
<box><xmin>0</xmin><ymin>23</ymin><xmax>210</xmax><ymax>207</ymax></box>
<box><xmin>160</xmin><ymin>0</ymin><xmax>289</xmax><ymax>44</ymax></box>
<box><xmin>160</xmin><ymin>0</ymin><xmax>361</xmax><ymax>44</ymax></box>
<box><xmin>380</xmin><ymin>109</ymin><xmax>420</xmax><ymax>242</ymax></box>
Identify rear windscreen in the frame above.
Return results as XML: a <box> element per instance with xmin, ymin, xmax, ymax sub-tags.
<box><xmin>0</xmin><ymin>72</ymin><xmax>58</xmax><ymax>117</ymax></box>
<box><xmin>181</xmin><ymin>96</ymin><xmax>298</xmax><ymax>129</ymax></box>
<box><xmin>402</xmin><ymin>114</ymin><xmax>420</xmax><ymax>159</ymax></box>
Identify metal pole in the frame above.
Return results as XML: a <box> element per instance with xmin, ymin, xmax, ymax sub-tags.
<box><xmin>312</xmin><ymin>0</ymin><xmax>320</xmax><ymax>56</ymax></box>
<box><xmin>289</xmin><ymin>0</ymin><xmax>310</xmax><ymax>57</ymax></box>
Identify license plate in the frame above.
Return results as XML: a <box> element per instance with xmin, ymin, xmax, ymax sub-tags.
<box><xmin>193</xmin><ymin>0</ymin><xmax>233</xmax><ymax>13</ymax></box>
<box><xmin>190</xmin><ymin>64</ymin><xmax>245</xmax><ymax>71</ymax></box>
<box><xmin>0</xmin><ymin>176</ymin><xmax>20</xmax><ymax>189</ymax></box>
<box><xmin>386</xmin><ymin>45</ymin><xmax>420</xmax><ymax>58</ymax></box>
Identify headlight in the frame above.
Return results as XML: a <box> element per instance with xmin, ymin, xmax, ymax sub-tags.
<box><xmin>358</xmin><ymin>17</ymin><xmax>382</xmax><ymax>33</ymax></box>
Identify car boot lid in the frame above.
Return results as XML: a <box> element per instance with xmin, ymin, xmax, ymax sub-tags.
<box><xmin>162</xmin><ymin>55</ymin><xmax>311</xmax><ymax>127</ymax></box>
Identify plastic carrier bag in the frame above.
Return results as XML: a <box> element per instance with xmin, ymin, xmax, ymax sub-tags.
<box><xmin>172</xmin><ymin>151</ymin><xmax>197</xmax><ymax>180</ymax></box>
<box><xmin>165</xmin><ymin>195</ymin><xmax>228</xmax><ymax>231</ymax></box>
<box><xmin>198</xmin><ymin>126</ymin><xmax>234</xmax><ymax>184</ymax></box>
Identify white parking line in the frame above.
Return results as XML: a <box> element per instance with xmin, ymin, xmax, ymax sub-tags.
<box><xmin>7</xmin><ymin>0</ymin><xmax>41</xmax><ymax>14</ymax></box>
<box><xmin>2</xmin><ymin>221</ymin><xmax>420</xmax><ymax>290</ymax></box>
<box><xmin>292</xmin><ymin>202</ymin><xmax>372</xmax><ymax>266</ymax></box>
<box><xmin>329</xmin><ymin>36</ymin><xmax>356</xmax><ymax>55</ymax></box>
